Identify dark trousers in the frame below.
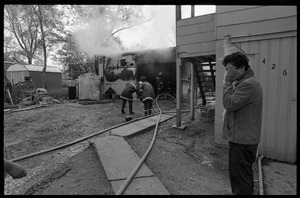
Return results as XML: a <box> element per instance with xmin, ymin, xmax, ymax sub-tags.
<box><xmin>121</xmin><ymin>99</ymin><xmax>133</xmax><ymax>113</ymax></box>
<box><xmin>229</xmin><ymin>142</ymin><xmax>258</xmax><ymax>195</ymax></box>
<box><xmin>143</xmin><ymin>99</ymin><xmax>153</xmax><ymax>116</ymax></box>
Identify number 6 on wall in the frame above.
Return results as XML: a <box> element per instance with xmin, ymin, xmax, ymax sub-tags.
<box><xmin>283</xmin><ymin>69</ymin><xmax>287</xmax><ymax>76</ymax></box>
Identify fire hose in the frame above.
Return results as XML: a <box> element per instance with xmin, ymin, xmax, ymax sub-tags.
<box><xmin>10</xmin><ymin>113</ymin><xmax>160</xmax><ymax>163</ymax></box>
<box><xmin>116</xmin><ymin>93</ymin><xmax>176</xmax><ymax>195</ymax></box>
<box><xmin>10</xmin><ymin>94</ymin><xmax>178</xmax><ymax>164</ymax></box>
<box><xmin>9</xmin><ymin>93</ymin><xmax>188</xmax><ymax>195</ymax></box>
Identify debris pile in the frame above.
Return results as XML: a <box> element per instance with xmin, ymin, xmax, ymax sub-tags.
<box><xmin>10</xmin><ymin>81</ymin><xmax>35</xmax><ymax>104</ymax></box>
<box><xmin>4</xmin><ymin>87</ymin><xmax>62</xmax><ymax>112</ymax></box>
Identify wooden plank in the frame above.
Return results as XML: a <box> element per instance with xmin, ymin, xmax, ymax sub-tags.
<box><xmin>265</xmin><ymin>39</ymin><xmax>280</xmax><ymax>159</ymax></box>
<box><xmin>111</xmin><ymin>177</ymin><xmax>170</xmax><ymax>195</ymax></box>
<box><xmin>6</xmin><ymin>89</ymin><xmax>14</xmax><ymax>105</ymax></box>
<box><xmin>216</xmin><ymin>6</ymin><xmax>296</xmax><ymax>26</ymax></box>
<box><xmin>257</xmin><ymin>40</ymin><xmax>269</xmax><ymax>157</ymax></box>
<box><xmin>177</xmin><ymin>20</ymin><xmax>215</xmax><ymax>36</ymax></box>
<box><xmin>286</xmin><ymin>36</ymin><xmax>297</xmax><ymax>163</ymax></box>
<box><xmin>179</xmin><ymin>51</ymin><xmax>216</xmax><ymax>58</ymax></box>
<box><xmin>276</xmin><ymin>37</ymin><xmax>290</xmax><ymax>161</ymax></box>
<box><xmin>216</xmin><ymin>16</ymin><xmax>297</xmax><ymax>40</ymax></box>
<box><xmin>231</xmin><ymin>31</ymin><xmax>297</xmax><ymax>43</ymax></box>
<box><xmin>177</xmin><ymin>14</ymin><xmax>213</xmax><ymax>27</ymax></box>
<box><xmin>216</xmin><ymin>6</ymin><xmax>260</xmax><ymax>14</ymax></box>
<box><xmin>249</xmin><ymin>41</ymin><xmax>259</xmax><ymax>55</ymax></box>
<box><xmin>111</xmin><ymin>114</ymin><xmax>174</xmax><ymax>137</ymax></box>
<box><xmin>179</xmin><ymin>41</ymin><xmax>215</xmax><ymax>55</ymax></box>
<box><xmin>177</xmin><ymin>31</ymin><xmax>213</xmax><ymax>46</ymax></box>
<box><xmin>94</xmin><ymin>136</ymin><xmax>153</xmax><ymax>181</ymax></box>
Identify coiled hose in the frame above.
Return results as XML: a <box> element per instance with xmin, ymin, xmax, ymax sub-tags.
<box><xmin>115</xmin><ymin>93</ymin><xmax>176</xmax><ymax>195</ymax></box>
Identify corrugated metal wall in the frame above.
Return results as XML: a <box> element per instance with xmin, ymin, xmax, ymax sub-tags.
<box><xmin>214</xmin><ymin>6</ymin><xmax>297</xmax><ymax>163</ymax></box>
<box><xmin>30</xmin><ymin>71</ymin><xmax>62</xmax><ymax>90</ymax></box>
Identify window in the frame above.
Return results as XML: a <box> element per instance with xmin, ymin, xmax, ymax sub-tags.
<box><xmin>195</xmin><ymin>5</ymin><xmax>216</xmax><ymax>17</ymax></box>
<box><xmin>180</xmin><ymin>5</ymin><xmax>216</xmax><ymax>19</ymax></box>
<box><xmin>181</xmin><ymin>5</ymin><xmax>191</xmax><ymax>19</ymax></box>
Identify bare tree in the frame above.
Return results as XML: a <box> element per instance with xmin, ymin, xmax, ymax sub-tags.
<box><xmin>4</xmin><ymin>5</ymin><xmax>41</xmax><ymax>64</ymax></box>
<box><xmin>5</xmin><ymin>5</ymin><xmax>66</xmax><ymax>89</ymax></box>
<box><xmin>31</xmin><ymin>5</ymin><xmax>65</xmax><ymax>89</ymax></box>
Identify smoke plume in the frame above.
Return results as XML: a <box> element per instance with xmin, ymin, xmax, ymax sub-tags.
<box><xmin>72</xmin><ymin>5</ymin><xmax>176</xmax><ymax>57</ymax></box>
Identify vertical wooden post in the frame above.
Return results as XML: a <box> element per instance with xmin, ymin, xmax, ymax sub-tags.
<box><xmin>7</xmin><ymin>89</ymin><xmax>14</xmax><ymax>105</ymax></box>
<box><xmin>176</xmin><ymin>57</ymin><xmax>182</xmax><ymax>127</ymax></box>
<box><xmin>191</xmin><ymin>5</ymin><xmax>195</xmax><ymax>18</ymax></box>
<box><xmin>190</xmin><ymin>62</ymin><xmax>195</xmax><ymax>120</ymax></box>
<box><xmin>176</xmin><ymin>5</ymin><xmax>181</xmax><ymax>21</ymax></box>
<box><xmin>99</xmin><ymin>57</ymin><xmax>105</xmax><ymax>100</ymax></box>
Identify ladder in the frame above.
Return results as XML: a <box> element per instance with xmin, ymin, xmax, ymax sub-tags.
<box><xmin>194</xmin><ymin>59</ymin><xmax>215</xmax><ymax>105</ymax></box>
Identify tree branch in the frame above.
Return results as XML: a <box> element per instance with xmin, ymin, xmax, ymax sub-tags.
<box><xmin>111</xmin><ymin>17</ymin><xmax>154</xmax><ymax>36</ymax></box>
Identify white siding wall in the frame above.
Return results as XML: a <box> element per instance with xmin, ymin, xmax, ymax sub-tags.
<box><xmin>176</xmin><ymin>13</ymin><xmax>216</xmax><ymax>58</ymax></box>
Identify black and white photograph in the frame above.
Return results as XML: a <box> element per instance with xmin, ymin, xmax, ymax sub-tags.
<box><xmin>3</xmin><ymin>4</ymin><xmax>297</xmax><ymax>195</ymax></box>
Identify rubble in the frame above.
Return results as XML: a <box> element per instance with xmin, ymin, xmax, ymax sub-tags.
<box><xmin>4</xmin><ymin>87</ymin><xmax>58</xmax><ymax>112</ymax></box>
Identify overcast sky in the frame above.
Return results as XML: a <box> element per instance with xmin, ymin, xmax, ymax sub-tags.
<box><xmin>71</xmin><ymin>5</ymin><xmax>216</xmax><ymax>58</ymax></box>
<box><xmin>119</xmin><ymin>5</ymin><xmax>216</xmax><ymax>50</ymax></box>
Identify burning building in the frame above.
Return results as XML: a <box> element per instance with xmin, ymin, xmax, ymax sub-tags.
<box><xmin>95</xmin><ymin>47</ymin><xmax>176</xmax><ymax>98</ymax></box>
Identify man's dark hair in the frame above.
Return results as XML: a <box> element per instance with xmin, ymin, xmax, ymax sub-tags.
<box><xmin>222</xmin><ymin>51</ymin><xmax>250</xmax><ymax>70</ymax></box>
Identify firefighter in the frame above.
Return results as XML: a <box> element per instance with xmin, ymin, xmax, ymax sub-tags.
<box><xmin>138</xmin><ymin>77</ymin><xmax>155</xmax><ymax>116</ymax></box>
<box><xmin>120</xmin><ymin>82</ymin><xmax>137</xmax><ymax>114</ymax></box>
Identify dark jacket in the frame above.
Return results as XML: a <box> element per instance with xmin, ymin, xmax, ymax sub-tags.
<box><xmin>138</xmin><ymin>82</ymin><xmax>155</xmax><ymax>102</ymax></box>
<box><xmin>120</xmin><ymin>82</ymin><xmax>137</xmax><ymax>101</ymax></box>
<box><xmin>222</xmin><ymin>68</ymin><xmax>263</xmax><ymax>145</ymax></box>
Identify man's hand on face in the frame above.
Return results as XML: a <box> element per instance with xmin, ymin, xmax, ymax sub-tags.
<box><xmin>225</xmin><ymin>64</ymin><xmax>239</xmax><ymax>83</ymax></box>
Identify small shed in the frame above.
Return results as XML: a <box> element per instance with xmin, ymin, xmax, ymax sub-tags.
<box><xmin>77</xmin><ymin>73</ymin><xmax>101</xmax><ymax>100</ymax></box>
<box><xmin>4</xmin><ymin>61</ymin><xmax>16</xmax><ymax>73</ymax></box>
<box><xmin>6</xmin><ymin>63</ymin><xmax>62</xmax><ymax>90</ymax></box>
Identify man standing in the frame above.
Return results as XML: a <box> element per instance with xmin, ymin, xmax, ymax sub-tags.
<box><xmin>138</xmin><ymin>77</ymin><xmax>155</xmax><ymax>116</ymax></box>
<box><xmin>120</xmin><ymin>82</ymin><xmax>137</xmax><ymax>114</ymax></box>
<box><xmin>222</xmin><ymin>52</ymin><xmax>263</xmax><ymax>195</ymax></box>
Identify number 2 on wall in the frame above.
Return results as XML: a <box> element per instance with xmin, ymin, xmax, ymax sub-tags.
<box><xmin>262</xmin><ymin>58</ymin><xmax>287</xmax><ymax>76</ymax></box>
<box><xmin>271</xmin><ymin>64</ymin><xmax>276</xmax><ymax>70</ymax></box>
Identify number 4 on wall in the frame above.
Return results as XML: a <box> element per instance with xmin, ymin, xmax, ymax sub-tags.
<box><xmin>261</xmin><ymin>58</ymin><xmax>287</xmax><ymax>76</ymax></box>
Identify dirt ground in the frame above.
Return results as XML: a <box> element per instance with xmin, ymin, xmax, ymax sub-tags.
<box><xmin>4</xmin><ymin>98</ymin><xmax>261</xmax><ymax>195</ymax></box>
